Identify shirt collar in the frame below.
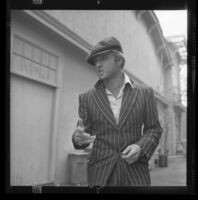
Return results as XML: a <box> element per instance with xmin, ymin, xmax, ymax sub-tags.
<box><xmin>105</xmin><ymin>72</ymin><xmax>134</xmax><ymax>95</ymax></box>
<box><xmin>94</xmin><ymin>72</ymin><xmax>135</xmax><ymax>90</ymax></box>
<box><xmin>123</xmin><ymin>72</ymin><xmax>134</xmax><ymax>89</ymax></box>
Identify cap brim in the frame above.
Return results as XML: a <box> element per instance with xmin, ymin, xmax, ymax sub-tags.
<box><xmin>86</xmin><ymin>49</ymin><xmax>113</xmax><ymax>65</ymax></box>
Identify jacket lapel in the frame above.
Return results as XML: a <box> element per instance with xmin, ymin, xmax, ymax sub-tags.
<box><xmin>92</xmin><ymin>81</ymin><xmax>118</xmax><ymax>129</ymax></box>
<box><xmin>118</xmin><ymin>83</ymin><xmax>139</xmax><ymax>130</ymax></box>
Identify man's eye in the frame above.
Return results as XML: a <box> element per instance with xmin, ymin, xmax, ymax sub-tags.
<box><xmin>102</xmin><ymin>55</ymin><xmax>108</xmax><ymax>59</ymax></box>
<box><xmin>93</xmin><ymin>59</ymin><xmax>98</xmax><ymax>64</ymax></box>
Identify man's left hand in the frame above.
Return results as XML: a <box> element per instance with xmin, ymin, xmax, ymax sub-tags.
<box><xmin>121</xmin><ymin>144</ymin><xmax>141</xmax><ymax>164</ymax></box>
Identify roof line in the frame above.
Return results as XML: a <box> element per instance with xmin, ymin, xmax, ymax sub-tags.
<box><xmin>136</xmin><ymin>10</ymin><xmax>172</xmax><ymax>69</ymax></box>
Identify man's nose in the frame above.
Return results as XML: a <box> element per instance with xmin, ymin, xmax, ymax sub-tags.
<box><xmin>95</xmin><ymin>62</ymin><xmax>102</xmax><ymax>70</ymax></box>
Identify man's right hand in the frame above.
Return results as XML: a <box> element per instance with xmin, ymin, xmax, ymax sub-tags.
<box><xmin>73</xmin><ymin>118</ymin><xmax>96</xmax><ymax>146</ymax></box>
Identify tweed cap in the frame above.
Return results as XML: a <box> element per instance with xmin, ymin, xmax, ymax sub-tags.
<box><xmin>86</xmin><ymin>37</ymin><xmax>123</xmax><ymax>65</ymax></box>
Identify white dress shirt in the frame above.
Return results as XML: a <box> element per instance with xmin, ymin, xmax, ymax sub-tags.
<box><xmin>105</xmin><ymin>73</ymin><xmax>134</xmax><ymax>124</ymax></box>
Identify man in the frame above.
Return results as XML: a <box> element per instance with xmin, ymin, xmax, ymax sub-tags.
<box><xmin>72</xmin><ymin>37</ymin><xmax>163</xmax><ymax>187</ymax></box>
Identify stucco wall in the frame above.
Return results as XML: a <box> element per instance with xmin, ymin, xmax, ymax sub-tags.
<box><xmin>166</xmin><ymin>105</ymin><xmax>176</xmax><ymax>155</ymax></box>
<box><xmin>11</xmin><ymin>13</ymin><xmax>97</xmax><ymax>184</ymax></box>
<box><xmin>44</xmin><ymin>10</ymin><xmax>164</xmax><ymax>94</ymax></box>
<box><xmin>55</xmin><ymin>43</ymin><xmax>97</xmax><ymax>184</ymax></box>
<box><xmin>11</xmin><ymin>15</ymin><xmax>68</xmax><ymax>185</ymax></box>
<box><xmin>168</xmin><ymin>46</ymin><xmax>181</xmax><ymax>102</ymax></box>
<box><xmin>156</xmin><ymin>100</ymin><xmax>165</xmax><ymax>150</ymax></box>
<box><xmin>164</xmin><ymin>67</ymin><xmax>173</xmax><ymax>101</ymax></box>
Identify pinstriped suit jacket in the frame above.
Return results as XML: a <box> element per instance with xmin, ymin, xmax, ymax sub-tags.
<box><xmin>73</xmin><ymin>79</ymin><xmax>163</xmax><ymax>186</ymax></box>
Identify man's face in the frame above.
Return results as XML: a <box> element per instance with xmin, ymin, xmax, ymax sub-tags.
<box><xmin>92</xmin><ymin>52</ymin><xmax>121</xmax><ymax>80</ymax></box>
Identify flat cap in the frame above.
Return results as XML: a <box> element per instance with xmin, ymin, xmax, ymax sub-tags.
<box><xmin>86</xmin><ymin>36</ymin><xmax>123</xmax><ymax>65</ymax></box>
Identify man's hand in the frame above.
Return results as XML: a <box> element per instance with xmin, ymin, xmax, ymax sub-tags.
<box><xmin>73</xmin><ymin>118</ymin><xmax>96</xmax><ymax>146</ymax></box>
<box><xmin>121</xmin><ymin>144</ymin><xmax>141</xmax><ymax>164</ymax></box>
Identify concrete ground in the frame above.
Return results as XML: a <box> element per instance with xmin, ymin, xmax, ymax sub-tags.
<box><xmin>150</xmin><ymin>155</ymin><xmax>186</xmax><ymax>186</ymax></box>
<box><xmin>44</xmin><ymin>155</ymin><xmax>187</xmax><ymax>187</ymax></box>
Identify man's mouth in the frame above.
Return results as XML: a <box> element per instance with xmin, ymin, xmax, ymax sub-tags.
<box><xmin>98</xmin><ymin>70</ymin><xmax>103</xmax><ymax>74</ymax></box>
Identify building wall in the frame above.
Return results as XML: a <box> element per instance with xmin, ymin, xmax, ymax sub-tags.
<box><xmin>44</xmin><ymin>10</ymin><xmax>164</xmax><ymax>94</ymax></box>
<box><xmin>11</xmin><ymin>15</ymin><xmax>65</xmax><ymax>185</ymax></box>
<box><xmin>156</xmin><ymin>100</ymin><xmax>166</xmax><ymax>151</ymax></box>
<box><xmin>181</xmin><ymin>112</ymin><xmax>187</xmax><ymax>155</ymax></box>
<box><xmin>168</xmin><ymin>46</ymin><xmax>181</xmax><ymax>102</ymax></box>
<box><xmin>174</xmin><ymin>111</ymin><xmax>182</xmax><ymax>153</ymax></box>
<box><xmin>162</xmin><ymin>65</ymin><xmax>176</xmax><ymax>155</ymax></box>
<box><xmin>55</xmin><ymin>43</ymin><xmax>97</xmax><ymax>184</ymax></box>
<box><xmin>169</xmin><ymin>44</ymin><xmax>186</xmax><ymax>155</ymax></box>
<box><xmin>11</xmin><ymin>12</ymin><xmax>97</xmax><ymax>185</ymax></box>
<box><xmin>167</xmin><ymin>105</ymin><xmax>177</xmax><ymax>155</ymax></box>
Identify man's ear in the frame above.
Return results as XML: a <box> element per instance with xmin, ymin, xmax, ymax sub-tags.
<box><xmin>115</xmin><ymin>55</ymin><xmax>122</xmax><ymax>65</ymax></box>
<box><xmin>119</xmin><ymin>56</ymin><xmax>125</xmax><ymax>68</ymax></box>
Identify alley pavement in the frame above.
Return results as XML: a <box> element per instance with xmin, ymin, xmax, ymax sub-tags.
<box><xmin>150</xmin><ymin>155</ymin><xmax>186</xmax><ymax>186</ymax></box>
<box><xmin>52</xmin><ymin>155</ymin><xmax>187</xmax><ymax>187</ymax></box>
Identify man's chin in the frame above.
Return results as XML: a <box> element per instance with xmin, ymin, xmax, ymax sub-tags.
<box><xmin>98</xmin><ymin>75</ymin><xmax>105</xmax><ymax>80</ymax></box>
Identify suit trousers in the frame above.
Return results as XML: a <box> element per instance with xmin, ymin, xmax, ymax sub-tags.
<box><xmin>106</xmin><ymin>157</ymin><xmax>151</xmax><ymax>186</ymax></box>
<box><xmin>106</xmin><ymin>158</ymin><xmax>130</xmax><ymax>186</ymax></box>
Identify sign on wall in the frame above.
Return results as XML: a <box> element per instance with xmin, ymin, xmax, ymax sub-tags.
<box><xmin>11</xmin><ymin>35</ymin><xmax>58</xmax><ymax>87</ymax></box>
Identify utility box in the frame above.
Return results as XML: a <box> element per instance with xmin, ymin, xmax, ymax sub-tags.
<box><xmin>158</xmin><ymin>155</ymin><xmax>168</xmax><ymax>167</ymax></box>
<box><xmin>68</xmin><ymin>151</ymin><xmax>89</xmax><ymax>186</ymax></box>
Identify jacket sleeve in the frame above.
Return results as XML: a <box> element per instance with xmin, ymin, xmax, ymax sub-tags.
<box><xmin>72</xmin><ymin>93</ymin><xmax>92</xmax><ymax>150</ymax></box>
<box><xmin>136</xmin><ymin>87</ymin><xmax>163</xmax><ymax>161</ymax></box>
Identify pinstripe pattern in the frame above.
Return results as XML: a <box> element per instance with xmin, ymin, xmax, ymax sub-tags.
<box><xmin>72</xmin><ymin>79</ymin><xmax>163</xmax><ymax>186</ymax></box>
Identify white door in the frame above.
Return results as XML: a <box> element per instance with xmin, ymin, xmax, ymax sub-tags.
<box><xmin>10</xmin><ymin>28</ymin><xmax>60</xmax><ymax>185</ymax></box>
<box><xmin>10</xmin><ymin>74</ymin><xmax>54</xmax><ymax>185</ymax></box>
